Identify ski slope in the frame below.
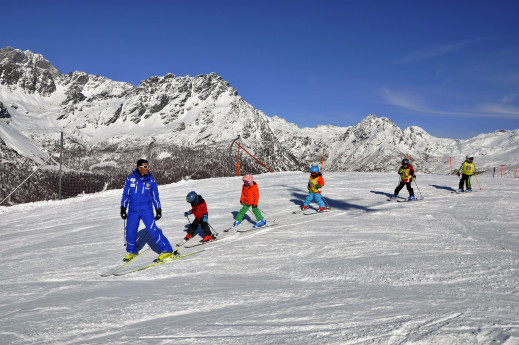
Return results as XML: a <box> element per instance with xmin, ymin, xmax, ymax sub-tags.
<box><xmin>1</xmin><ymin>172</ymin><xmax>518</xmax><ymax>344</ymax></box>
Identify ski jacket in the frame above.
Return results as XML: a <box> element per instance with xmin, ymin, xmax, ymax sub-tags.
<box><xmin>398</xmin><ymin>164</ymin><xmax>415</xmax><ymax>182</ymax></box>
<box><xmin>308</xmin><ymin>173</ymin><xmax>325</xmax><ymax>193</ymax></box>
<box><xmin>121</xmin><ymin>170</ymin><xmax>161</xmax><ymax>211</ymax></box>
<box><xmin>240</xmin><ymin>181</ymin><xmax>259</xmax><ymax>206</ymax></box>
<box><xmin>459</xmin><ymin>161</ymin><xmax>477</xmax><ymax>176</ymax></box>
<box><xmin>188</xmin><ymin>196</ymin><xmax>208</xmax><ymax>220</ymax></box>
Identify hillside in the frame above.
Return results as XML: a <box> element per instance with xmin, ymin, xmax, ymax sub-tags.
<box><xmin>1</xmin><ymin>172</ymin><xmax>518</xmax><ymax>344</ymax></box>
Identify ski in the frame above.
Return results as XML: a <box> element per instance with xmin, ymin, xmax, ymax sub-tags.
<box><xmin>237</xmin><ymin>220</ymin><xmax>277</xmax><ymax>232</ymax></box>
<box><xmin>100</xmin><ymin>248</ymin><xmax>151</xmax><ymax>277</ymax></box>
<box><xmin>387</xmin><ymin>196</ymin><xmax>406</xmax><ymax>201</ymax></box>
<box><xmin>303</xmin><ymin>208</ymin><xmax>331</xmax><ymax>215</ymax></box>
<box><xmin>397</xmin><ymin>198</ymin><xmax>422</xmax><ymax>202</ymax></box>
<box><xmin>113</xmin><ymin>250</ymin><xmax>204</xmax><ymax>276</ymax></box>
<box><xmin>184</xmin><ymin>238</ymin><xmax>218</xmax><ymax>248</ymax></box>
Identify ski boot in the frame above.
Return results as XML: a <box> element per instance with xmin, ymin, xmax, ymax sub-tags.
<box><xmin>123</xmin><ymin>253</ymin><xmax>137</xmax><ymax>262</ymax></box>
<box><xmin>155</xmin><ymin>249</ymin><xmax>178</xmax><ymax>262</ymax></box>
<box><xmin>317</xmin><ymin>207</ymin><xmax>327</xmax><ymax>212</ymax></box>
<box><xmin>253</xmin><ymin>219</ymin><xmax>267</xmax><ymax>229</ymax></box>
<box><xmin>201</xmin><ymin>235</ymin><xmax>215</xmax><ymax>242</ymax></box>
<box><xmin>408</xmin><ymin>195</ymin><xmax>416</xmax><ymax>200</ymax></box>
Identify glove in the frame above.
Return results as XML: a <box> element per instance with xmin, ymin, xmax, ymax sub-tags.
<box><xmin>315</xmin><ymin>184</ymin><xmax>322</xmax><ymax>189</ymax></box>
<box><xmin>120</xmin><ymin>207</ymin><xmax>127</xmax><ymax>220</ymax></box>
<box><xmin>184</xmin><ymin>211</ymin><xmax>191</xmax><ymax>217</ymax></box>
<box><xmin>457</xmin><ymin>172</ymin><xmax>460</xmax><ymax>176</ymax></box>
<box><xmin>240</xmin><ymin>201</ymin><xmax>244</xmax><ymax>205</ymax></box>
<box><xmin>202</xmin><ymin>214</ymin><xmax>208</xmax><ymax>222</ymax></box>
<box><xmin>154</xmin><ymin>208</ymin><xmax>162</xmax><ymax>221</ymax></box>
<box><xmin>412</xmin><ymin>176</ymin><xmax>416</xmax><ymax>181</ymax></box>
<box><xmin>252</xmin><ymin>204</ymin><xmax>258</xmax><ymax>208</ymax></box>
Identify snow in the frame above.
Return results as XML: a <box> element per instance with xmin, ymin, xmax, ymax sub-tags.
<box><xmin>1</xmin><ymin>171</ymin><xmax>518</xmax><ymax>344</ymax></box>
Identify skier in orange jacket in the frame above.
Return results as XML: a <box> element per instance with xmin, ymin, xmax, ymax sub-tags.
<box><xmin>232</xmin><ymin>174</ymin><xmax>266</xmax><ymax>229</ymax></box>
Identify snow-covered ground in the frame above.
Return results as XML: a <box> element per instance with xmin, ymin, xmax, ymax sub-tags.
<box><xmin>1</xmin><ymin>172</ymin><xmax>518</xmax><ymax>345</ymax></box>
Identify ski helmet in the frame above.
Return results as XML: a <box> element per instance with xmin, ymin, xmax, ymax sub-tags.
<box><xmin>243</xmin><ymin>174</ymin><xmax>253</xmax><ymax>185</ymax></box>
<box><xmin>402</xmin><ymin>158</ymin><xmax>409</xmax><ymax>165</ymax></box>
<box><xmin>466</xmin><ymin>155</ymin><xmax>474</xmax><ymax>161</ymax></box>
<box><xmin>310</xmin><ymin>166</ymin><xmax>320</xmax><ymax>173</ymax></box>
<box><xmin>186</xmin><ymin>191</ymin><xmax>197</xmax><ymax>203</ymax></box>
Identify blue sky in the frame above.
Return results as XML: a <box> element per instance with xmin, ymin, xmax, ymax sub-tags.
<box><xmin>2</xmin><ymin>0</ymin><xmax>518</xmax><ymax>139</ymax></box>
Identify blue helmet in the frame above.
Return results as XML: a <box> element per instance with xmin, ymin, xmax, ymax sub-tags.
<box><xmin>310</xmin><ymin>166</ymin><xmax>319</xmax><ymax>173</ymax></box>
<box><xmin>402</xmin><ymin>159</ymin><xmax>409</xmax><ymax>165</ymax></box>
<box><xmin>186</xmin><ymin>191</ymin><xmax>197</xmax><ymax>203</ymax></box>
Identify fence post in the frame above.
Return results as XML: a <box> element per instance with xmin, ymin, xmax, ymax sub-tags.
<box><xmin>58</xmin><ymin>131</ymin><xmax>63</xmax><ymax>199</ymax></box>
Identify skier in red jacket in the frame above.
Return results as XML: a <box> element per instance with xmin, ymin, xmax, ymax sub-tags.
<box><xmin>182</xmin><ymin>191</ymin><xmax>214</xmax><ymax>243</ymax></box>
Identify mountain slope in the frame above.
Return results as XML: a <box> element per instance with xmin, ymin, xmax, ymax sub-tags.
<box><xmin>1</xmin><ymin>47</ymin><xmax>518</xmax><ymax>204</ymax></box>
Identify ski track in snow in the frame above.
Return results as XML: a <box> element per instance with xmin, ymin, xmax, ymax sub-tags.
<box><xmin>0</xmin><ymin>172</ymin><xmax>518</xmax><ymax>345</ymax></box>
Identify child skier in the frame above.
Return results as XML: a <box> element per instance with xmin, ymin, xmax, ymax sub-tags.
<box><xmin>390</xmin><ymin>158</ymin><xmax>416</xmax><ymax>200</ymax></box>
<box><xmin>301</xmin><ymin>165</ymin><xmax>327</xmax><ymax>212</ymax></box>
<box><xmin>457</xmin><ymin>155</ymin><xmax>477</xmax><ymax>192</ymax></box>
<box><xmin>232</xmin><ymin>174</ymin><xmax>266</xmax><ymax>229</ymax></box>
<box><xmin>181</xmin><ymin>191</ymin><xmax>214</xmax><ymax>243</ymax></box>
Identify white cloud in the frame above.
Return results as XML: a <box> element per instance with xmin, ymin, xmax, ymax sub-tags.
<box><xmin>381</xmin><ymin>88</ymin><xmax>519</xmax><ymax>119</ymax></box>
<box><xmin>396</xmin><ymin>40</ymin><xmax>475</xmax><ymax>64</ymax></box>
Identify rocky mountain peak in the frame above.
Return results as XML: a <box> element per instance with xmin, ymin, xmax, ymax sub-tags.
<box><xmin>0</xmin><ymin>46</ymin><xmax>61</xmax><ymax>95</ymax></box>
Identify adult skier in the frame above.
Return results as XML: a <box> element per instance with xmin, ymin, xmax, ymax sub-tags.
<box><xmin>300</xmin><ymin>165</ymin><xmax>327</xmax><ymax>211</ymax></box>
<box><xmin>181</xmin><ymin>191</ymin><xmax>214</xmax><ymax>243</ymax></box>
<box><xmin>457</xmin><ymin>155</ymin><xmax>477</xmax><ymax>192</ymax></box>
<box><xmin>232</xmin><ymin>174</ymin><xmax>267</xmax><ymax>229</ymax></box>
<box><xmin>390</xmin><ymin>158</ymin><xmax>416</xmax><ymax>200</ymax></box>
<box><xmin>120</xmin><ymin>159</ymin><xmax>176</xmax><ymax>262</ymax></box>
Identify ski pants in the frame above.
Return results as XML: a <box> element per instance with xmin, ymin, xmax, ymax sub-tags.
<box><xmin>125</xmin><ymin>209</ymin><xmax>173</xmax><ymax>254</ymax></box>
<box><xmin>235</xmin><ymin>204</ymin><xmax>263</xmax><ymax>222</ymax></box>
<box><xmin>394</xmin><ymin>181</ymin><xmax>414</xmax><ymax>197</ymax></box>
<box><xmin>186</xmin><ymin>218</ymin><xmax>212</xmax><ymax>237</ymax></box>
<box><xmin>304</xmin><ymin>192</ymin><xmax>326</xmax><ymax>208</ymax></box>
<box><xmin>459</xmin><ymin>174</ymin><xmax>472</xmax><ymax>190</ymax></box>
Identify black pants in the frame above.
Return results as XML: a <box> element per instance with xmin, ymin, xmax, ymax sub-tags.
<box><xmin>187</xmin><ymin>218</ymin><xmax>211</xmax><ymax>237</ymax></box>
<box><xmin>395</xmin><ymin>181</ymin><xmax>414</xmax><ymax>197</ymax></box>
<box><xmin>459</xmin><ymin>174</ymin><xmax>472</xmax><ymax>190</ymax></box>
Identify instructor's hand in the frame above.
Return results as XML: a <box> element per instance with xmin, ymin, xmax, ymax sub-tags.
<box><xmin>120</xmin><ymin>207</ymin><xmax>127</xmax><ymax>220</ymax></box>
<box><xmin>155</xmin><ymin>208</ymin><xmax>162</xmax><ymax>221</ymax></box>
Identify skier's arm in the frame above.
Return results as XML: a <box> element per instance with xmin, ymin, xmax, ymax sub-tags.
<box><xmin>121</xmin><ymin>177</ymin><xmax>131</xmax><ymax>208</ymax></box>
<box><xmin>151</xmin><ymin>179</ymin><xmax>161</xmax><ymax>210</ymax></box>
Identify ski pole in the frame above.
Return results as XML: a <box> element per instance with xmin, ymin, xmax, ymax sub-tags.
<box><xmin>185</xmin><ymin>213</ymin><xmax>192</xmax><ymax>224</ymax></box>
<box><xmin>321</xmin><ymin>194</ymin><xmax>331</xmax><ymax>209</ymax></box>
<box><xmin>123</xmin><ymin>219</ymin><xmax>127</xmax><ymax>247</ymax></box>
<box><xmin>474</xmin><ymin>174</ymin><xmax>482</xmax><ymax>190</ymax></box>
<box><xmin>413</xmin><ymin>179</ymin><xmax>423</xmax><ymax>199</ymax></box>
<box><xmin>207</xmin><ymin>222</ymin><xmax>219</xmax><ymax>237</ymax></box>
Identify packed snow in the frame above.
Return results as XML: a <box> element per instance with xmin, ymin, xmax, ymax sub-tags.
<box><xmin>1</xmin><ymin>171</ymin><xmax>518</xmax><ymax>344</ymax></box>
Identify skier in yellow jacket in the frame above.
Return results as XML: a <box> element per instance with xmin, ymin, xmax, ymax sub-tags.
<box><xmin>457</xmin><ymin>155</ymin><xmax>477</xmax><ymax>192</ymax></box>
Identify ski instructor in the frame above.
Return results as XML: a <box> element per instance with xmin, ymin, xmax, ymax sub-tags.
<box><xmin>120</xmin><ymin>159</ymin><xmax>176</xmax><ymax>262</ymax></box>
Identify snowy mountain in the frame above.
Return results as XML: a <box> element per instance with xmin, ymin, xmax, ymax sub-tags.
<box><xmin>1</xmin><ymin>46</ymin><xmax>518</xmax><ymax>204</ymax></box>
<box><xmin>1</xmin><ymin>172</ymin><xmax>518</xmax><ymax>344</ymax></box>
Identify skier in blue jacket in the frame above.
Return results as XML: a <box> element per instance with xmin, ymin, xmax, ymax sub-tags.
<box><xmin>120</xmin><ymin>159</ymin><xmax>176</xmax><ymax>262</ymax></box>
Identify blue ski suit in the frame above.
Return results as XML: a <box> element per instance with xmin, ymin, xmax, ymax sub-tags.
<box><xmin>121</xmin><ymin>169</ymin><xmax>173</xmax><ymax>254</ymax></box>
